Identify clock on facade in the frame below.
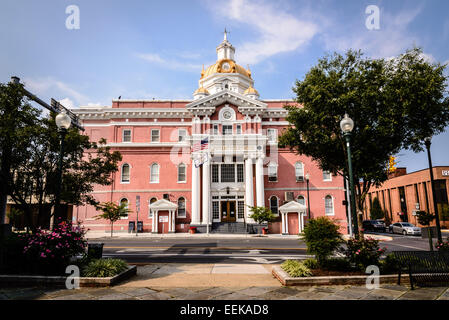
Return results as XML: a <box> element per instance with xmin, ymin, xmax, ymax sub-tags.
<box><xmin>223</xmin><ymin>110</ymin><xmax>232</xmax><ymax>120</ymax></box>
<box><xmin>222</xmin><ymin>62</ymin><xmax>231</xmax><ymax>71</ymax></box>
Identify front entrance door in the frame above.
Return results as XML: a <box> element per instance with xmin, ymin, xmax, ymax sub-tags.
<box><xmin>221</xmin><ymin>201</ymin><xmax>236</xmax><ymax>222</ymax></box>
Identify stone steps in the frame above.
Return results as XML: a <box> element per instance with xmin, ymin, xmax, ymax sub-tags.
<box><xmin>211</xmin><ymin>222</ymin><xmax>248</xmax><ymax>234</ymax></box>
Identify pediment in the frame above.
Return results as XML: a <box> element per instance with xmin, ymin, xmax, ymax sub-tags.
<box><xmin>186</xmin><ymin>90</ymin><xmax>266</xmax><ymax>116</ymax></box>
<box><xmin>279</xmin><ymin>201</ymin><xmax>307</xmax><ymax>213</ymax></box>
<box><xmin>149</xmin><ymin>199</ymin><xmax>178</xmax><ymax>210</ymax></box>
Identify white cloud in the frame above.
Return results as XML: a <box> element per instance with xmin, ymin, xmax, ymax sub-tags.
<box><xmin>322</xmin><ymin>6</ymin><xmax>424</xmax><ymax>59</ymax></box>
<box><xmin>23</xmin><ymin>77</ymin><xmax>90</xmax><ymax>108</ymax></box>
<box><xmin>59</xmin><ymin>98</ymin><xmax>75</xmax><ymax>109</ymax></box>
<box><xmin>136</xmin><ymin>53</ymin><xmax>204</xmax><ymax>72</ymax></box>
<box><xmin>210</xmin><ymin>0</ymin><xmax>320</xmax><ymax>65</ymax></box>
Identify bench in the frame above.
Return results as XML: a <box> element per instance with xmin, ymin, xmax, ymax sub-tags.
<box><xmin>393</xmin><ymin>251</ymin><xmax>449</xmax><ymax>290</ymax></box>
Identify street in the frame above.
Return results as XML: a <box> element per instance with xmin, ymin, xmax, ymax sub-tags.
<box><xmin>94</xmin><ymin>232</ymin><xmax>445</xmax><ymax>265</ymax></box>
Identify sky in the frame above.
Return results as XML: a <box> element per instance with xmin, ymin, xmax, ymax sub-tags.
<box><xmin>0</xmin><ymin>0</ymin><xmax>448</xmax><ymax>172</ymax></box>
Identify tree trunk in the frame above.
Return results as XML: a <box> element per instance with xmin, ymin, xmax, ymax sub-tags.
<box><xmin>111</xmin><ymin>222</ymin><xmax>113</xmax><ymax>237</ymax></box>
<box><xmin>427</xmin><ymin>227</ymin><xmax>433</xmax><ymax>251</ymax></box>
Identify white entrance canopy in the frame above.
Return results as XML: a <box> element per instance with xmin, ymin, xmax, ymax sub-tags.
<box><xmin>149</xmin><ymin>199</ymin><xmax>178</xmax><ymax>233</ymax></box>
<box><xmin>279</xmin><ymin>201</ymin><xmax>307</xmax><ymax>235</ymax></box>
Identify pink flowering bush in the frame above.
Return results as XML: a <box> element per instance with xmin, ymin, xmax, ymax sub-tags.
<box><xmin>343</xmin><ymin>237</ymin><xmax>386</xmax><ymax>271</ymax></box>
<box><xmin>19</xmin><ymin>219</ymin><xmax>88</xmax><ymax>274</ymax></box>
<box><xmin>435</xmin><ymin>239</ymin><xmax>449</xmax><ymax>252</ymax></box>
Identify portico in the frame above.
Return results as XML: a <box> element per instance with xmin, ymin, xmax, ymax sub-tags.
<box><xmin>279</xmin><ymin>201</ymin><xmax>307</xmax><ymax>235</ymax></box>
<box><xmin>149</xmin><ymin>199</ymin><xmax>178</xmax><ymax>233</ymax></box>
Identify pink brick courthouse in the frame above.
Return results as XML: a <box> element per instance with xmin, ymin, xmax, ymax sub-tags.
<box><xmin>71</xmin><ymin>34</ymin><xmax>348</xmax><ymax>235</ymax></box>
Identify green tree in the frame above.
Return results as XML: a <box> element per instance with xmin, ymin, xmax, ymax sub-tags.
<box><xmin>279</xmin><ymin>48</ymin><xmax>449</xmax><ymax>237</ymax></box>
<box><xmin>370</xmin><ymin>197</ymin><xmax>384</xmax><ymax>220</ymax></box>
<box><xmin>248</xmin><ymin>206</ymin><xmax>276</xmax><ymax>234</ymax></box>
<box><xmin>94</xmin><ymin>202</ymin><xmax>131</xmax><ymax>237</ymax></box>
<box><xmin>0</xmin><ymin>81</ymin><xmax>41</xmax><ymax>232</ymax></box>
<box><xmin>0</xmin><ymin>81</ymin><xmax>122</xmax><ymax>231</ymax></box>
<box><xmin>302</xmin><ymin>217</ymin><xmax>343</xmax><ymax>265</ymax></box>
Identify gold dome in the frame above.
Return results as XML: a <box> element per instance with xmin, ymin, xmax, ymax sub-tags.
<box><xmin>194</xmin><ymin>86</ymin><xmax>209</xmax><ymax>95</ymax></box>
<box><xmin>201</xmin><ymin>59</ymin><xmax>252</xmax><ymax>79</ymax></box>
<box><xmin>244</xmin><ymin>85</ymin><xmax>259</xmax><ymax>96</ymax></box>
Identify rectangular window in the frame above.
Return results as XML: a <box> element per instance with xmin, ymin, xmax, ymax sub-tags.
<box><xmin>221</xmin><ymin>164</ymin><xmax>235</xmax><ymax>182</ymax></box>
<box><xmin>323</xmin><ymin>171</ymin><xmax>332</xmax><ymax>181</ymax></box>
<box><xmin>151</xmin><ymin>129</ymin><xmax>160</xmax><ymax>142</ymax></box>
<box><xmin>212</xmin><ymin>201</ymin><xmax>220</xmax><ymax>220</ymax></box>
<box><xmin>238</xmin><ymin>201</ymin><xmax>244</xmax><ymax>219</ymax></box>
<box><xmin>212</xmin><ymin>164</ymin><xmax>219</xmax><ymax>183</ymax></box>
<box><xmin>123</xmin><ymin>129</ymin><xmax>132</xmax><ymax>142</ymax></box>
<box><xmin>222</xmin><ymin>125</ymin><xmax>233</xmax><ymax>135</ymax></box>
<box><xmin>236</xmin><ymin>124</ymin><xmax>242</xmax><ymax>134</ymax></box>
<box><xmin>178</xmin><ymin>129</ymin><xmax>187</xmax><ymax>142</ymax></box>
<box><xmin>267</xmin><ymin>129</ymin><xmax>277</xmax><ymax>142</ymax></box>
<box><xmin>237</xmin><ymin>164</ymin><xmax>244</xmax><ymax>182</ymax></box>
<box><xmin>178</xmin><ymin>165</ymin><xmax>186</xmax><ymax>182</ymax></box>
<box><xmin>268</xmin><ymin>164</ymin><xmax>277</xmax><ymax>182</ymax></box>
<box><xmin>213</xmin><ymin>124</ymin><xmax>219</xmax><ymax>135</ymax></box>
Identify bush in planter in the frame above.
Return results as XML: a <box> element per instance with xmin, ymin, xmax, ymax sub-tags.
<box><xmin>302</xmin><ymin>258</ymin><xmax>319</xmax><ymax>270</ymax></box>
<box><xmin>343</xmin><ymin>237</ymin><xmax>386</xmax><ymax>271</ymax></box>
<box><xmin>0</xmin><ymin>232</ymin><xmax>29</xmax><ymax>274</ymax></box>
<box><xmin>379</xmin><ymin>253</ymin><xmax>400</xmax><ymax>274</ymax></box>
<box><xmin>83</xmin><ymin>258</ymin><xmax>129</xmax><ymax>277</ymax></box>
<box><xmin>435</xmin><ymin>239</ymin><xmax>449</xmax><ymax>252</ymax></box>
<box><xmin>302</xmin><ymin>217</ymin><xmax>343</xmax><ymax>265</ymax></box>
<box><xmin>320</xmin><ymin>257</ymin><xmax>352</xmax><ymax>271</ymax></box>
<box><xmin>281</xmin><ymin>260</ymin><xmax>312</xmax><ymax>277</ymax></box>
<box><xmin>22</xmin><ymin>220</ymin><xmax>88</xmax><ymax>275</ymax></box>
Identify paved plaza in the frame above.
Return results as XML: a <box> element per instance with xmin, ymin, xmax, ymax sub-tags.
<box><xmin>1</xmin><ymin>263</ymin><xmax>449</xmax><ymax>300</ymax></box>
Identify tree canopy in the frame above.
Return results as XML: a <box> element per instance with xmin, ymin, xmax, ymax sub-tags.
<box><xmin>0</xmin><ymin>81</ymin><xmax>122</xmax><ymax>230</ymax></box>
<box><xmin>279</xmin><ymin>48</ymin><xmax>449</xmax><ymax>215</ymax></box>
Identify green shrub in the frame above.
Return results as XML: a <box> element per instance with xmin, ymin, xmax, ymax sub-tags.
<box><xmin>320</xmin><ymin>257</ymin><xmax>352</xmax><ymax>271</ymax></box>
<box><xmin>281</xmin><ymin>260</ymin><xmax>312</xmax><ymax>277</ymax></box>
<box><xmin>83</xmin><ymin>258</ymin><xmax>129</xmax><ymax>277</ymax></box>
<box><xmin>343</xmin><ymin>237</ymin><xmax>386</xmax><ymax>271</ymax></box>
<box><xmin>379</xmin><ymin>254</ymin><xmax>400</xmax><ymax>274</ymax></box>
<box><xmin>302</xmin><ymin>258</ymin><xmax>319</xmax><ymax>270</ymax></box>
<box><xmin>302</xmin><ymin>217</ymin><xmax>343</xmax><ymax>265</ymax></box>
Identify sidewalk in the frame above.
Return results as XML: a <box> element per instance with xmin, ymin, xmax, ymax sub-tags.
<box><xmin>1</xmin><ymin>263</ymin><xmax>448</xmax><ymax>300</ymax></box>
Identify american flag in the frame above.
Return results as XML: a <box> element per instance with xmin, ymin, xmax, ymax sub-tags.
<box><xmin>192</xmin><ymin>137</ymin><xmax>209</xmax><ymax>152</ymax></box>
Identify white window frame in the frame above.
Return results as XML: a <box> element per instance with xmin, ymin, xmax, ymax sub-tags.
<box><xmin>119</xmin><ymin>198</ymin><xmax>129</xmax><ymax>219</ymax></box>
<box><xmin>148</xmin><ymin>197</ymin><xmax>157</xmax><ymax>218</ymax></box>
<box><xmin>267</xmin><ymin>129</ymin><xmax>278</xmax><ymax>143</ymax></box>
<box><xmin>297</xmin><ymin>195</ymin><xmax>306</xmax><ymax>206</ymax></box>
<box><xmin>151</xmin><ymin>129</ymin><xmax>160</xmax><ymax>142</ymax></box>
<box><xmin>177</xmin><ymin>163</ymin><xmax>186</xmax><ymax>183</ymax></box>
<box><xmin>213</xmin><ymin>124</ymin><xmax>219</xmax><ymax>135</ymax></box>
<box><xmin>150</xmin><ymin>163</ymin><xmax>160</xmax><ymax>183</ymax></box>
<box><xmin>236</xmin><ymin>124</ymin><xmax>242</xmax><ymax>135</ymax></box>
<box><xmin>177</xmin><ymin>197</ymin><xmax>186</xmax><ymax>218</ymax></box>
<box><xmin>323</xmin><ymin>170</ymin><xmax>332</xmax><ymax>181</ymax></box>
<box><xmin>121</xmin><ymin>163</ymin><xmax>131</xmax><ymax>184</ymax></box>
<box><xmin>178</xmin><ymin>129</ymin><xmax>187</xmax><ymax>142</ymax></box>
<box><xmin>269</xmin><ymin>196</ymin><xmax>279</xmax><ymax>215</ymax></box>
<box><xmin>222</xmin><ymin>125</ymin><xmax>233</xmax><ymax>135</ymax></box>
<box><xmin>295</xmin><ymin>162</ymin><xmax>304</xmax><ymax>182</ymax></box>
<box><xmin>268</xmin><ymin>162</ymin><xmax>278</xmax><ymax>182</ymax></box>
<box><xmin>325</xmin><ymin>195</ymin><xmax>334</xmax><ymax>216</ymax></box>
<box><xmin>122</xmin><ymin>129</ymin><xmax>132</xmax><ymax>143</ymax></box>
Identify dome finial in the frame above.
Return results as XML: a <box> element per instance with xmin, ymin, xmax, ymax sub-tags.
<box><xmin>223</xmin><ymin>28</ymin><xmax>229</xmax><ymax>41</ymax></box>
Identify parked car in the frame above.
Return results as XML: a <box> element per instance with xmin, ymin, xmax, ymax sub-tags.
<box><xmin>362</xmin><ymin>220</ymin><xmax>386</xmax><ymax>233</ymax></box>
<box><xmin>389</xmin><ymin>222</ymin><xmax>421</xmax><ymax>236</ymax></box>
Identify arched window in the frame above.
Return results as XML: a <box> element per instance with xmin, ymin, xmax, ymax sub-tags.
<box><xmin>150</xmin><ymin>163</ymin><xmax>159</xmax><ymax>183</ymax></box>
<box><xmin>178</xmin><ymin>163</ymin><xmax>186</xmax><ymax>182</ymax></box>
<box><xmin>297</xmin><ymin>195</ymin><xmax>306</xmax><ymax>206</ymax></box>
<box><xmin>270</xmin><ymin>196</ymin><xmax>279</xmax><ymax>214</ymax></box>
<box><xmin>325</xmin><ymin>195</ymin><xmax>334</xmax><ymax>215</ymax></box>
<box><xmin>119</xmin><ymin>198</ymin><xmax>129</xmax><ymax>219</ymax></box>
<box><xmin>149</xmin><ymin>197</ymin><xmax>157</xmax><ymax>217</ymax></box>
<box><xmin>177</xmin><ymin>197</ymin><xmax>186</xmax><ymax>218</ymax></box>
<box><xmin>121</xmin><ymin>164</ymin><xmax>130</xmax><ymax>183</ymax></box>
<box><xmin>295</xmin><ymin>162</ymin><xmax>304</xmax><ymax>181</ymax></box>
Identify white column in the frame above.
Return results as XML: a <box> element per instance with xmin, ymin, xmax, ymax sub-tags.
<box><xmin>255</xmin><ymin>156</ymin><xmax>265</xmax><ymax>208</ymax></box>
<box><xmin>300</xmin><ymin>212</ymin><xmax>304</xmax><ymax>233</ymax></box>
<box><xmin>202</xmin><ymin>157</ymin><xmax>210</xmax><ymax>225</ymax></box>
<box><xmin>245</xmin><ymin>156</ymin><xmax>254</xmax><ymax>223</ymax></box>
<box><xmin>153</xmin><ymin>210</ymin><xmax>159</xmax><ymax>233</ymax></box>
<box><xmin>169</xmin><ymin>210</ymin><xmax>176</xmax><ymax>232</ymax></box>
<box><xmin>191</xmin><ymin>158</ymin><xmax>200</xmax><ymax>225</ymax></box>
<box><xmin>285</xmin><ymin>213</ymin><xmax>289</xmax><ymax>234</ymax></box>
<box><xmin>281</xmin><ymin>212</ymin><xmax>285</xmax><ymax>234</ymax></box>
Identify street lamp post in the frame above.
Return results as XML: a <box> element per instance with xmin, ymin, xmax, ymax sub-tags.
<box><xmin>305</xmin><ymin>173</ymin><xmax>311</xmax><ymax>219</ymax></box>
<box><xmin>54</xmin><ymin>111</ymin><xmax>71</xmax><ymax>228</ymax></box>
<box><xmin>340</xmin><ymin>114</ymin><xmax>359</xmax><ymax>237</ymax></box>
<box><xmin>424</xmin><ymin>137</ymin><xmax>443</xmax><ymax>243</ymax></box>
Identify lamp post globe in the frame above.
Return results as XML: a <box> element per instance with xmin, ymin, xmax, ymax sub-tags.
<box><xmin>340</xmin><ymin>113</ymin><xmax>358</xmax><ymax>237</ymax></box>
<box><xmin>55</xmin><ymin>111</ymin><xmax>71</xmax><ymax>130</ymax></box>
